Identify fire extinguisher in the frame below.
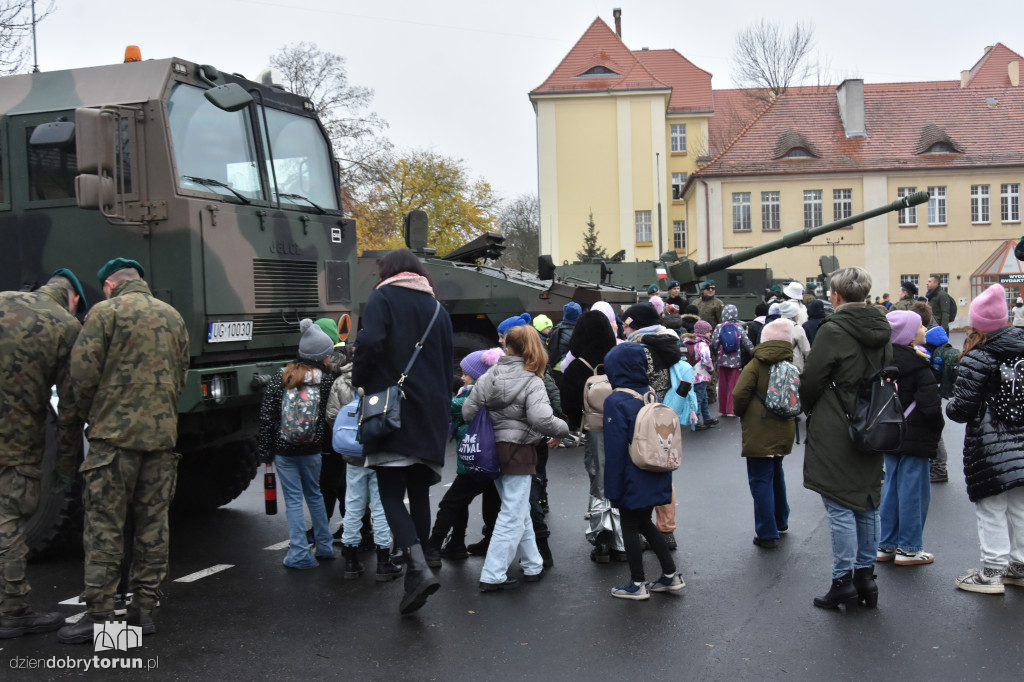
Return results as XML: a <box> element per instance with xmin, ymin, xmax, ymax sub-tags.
<box><xmin>264</xmin><ymin>463</ymin><xmax>278</xmax><ymax>515</ymax></box>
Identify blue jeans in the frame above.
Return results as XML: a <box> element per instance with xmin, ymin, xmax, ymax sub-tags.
<box><xmin>480</xmin><ymin>474</ymin><xmax>543</xmax><ymax>584</ymax></box>
<box><xmin>746</xmin><ymin>457</ymin><xmax>790</xmax><ymax>540</ymax></box>
<box><xmin>879</xmin><ymin>454</ymin><xmax>931</xmax><ymax>552</ymax></box>
<box><xmin>341</xmin><ymin>465</ymin><xmax>392</xmax><ymax>547</ymax></box>
<box><xmin>274</xmin><ymin>454</ymin><xmax>334</xmax><ymax>567</ymax></box>
<box><xmin>821</xmin><ymin>495</ymin><xmax>879</xmax><ymax>578</ymax></box>
<box><xmin>693</xmin><ymin>382</ymin><xmax>712</xmax><ymax>421</ymax></box>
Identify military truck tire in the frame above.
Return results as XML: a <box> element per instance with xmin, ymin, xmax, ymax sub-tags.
<box><xmin>173</xmin><ymin>439</ymin><xmax>259</xmax><ymax>510</ymax></box>
<box><xmin>451</xmin><ymin>331</ymin><xmax>493</xmax><ymax>390</ymax></box>
<box><xmin>25</xmin><ymin>405</ymin><xmax>84</xmax><ymax>559</ymax></box>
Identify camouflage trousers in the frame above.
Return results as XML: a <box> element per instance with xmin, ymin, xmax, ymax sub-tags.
<box><xmin>80</xmin><ymin>442</ymin><xmax>178</xmax><ymax>616</ymax></box>
<box><xmin>0</xmin><ymin>465</ymin><xmax>40</xmax><ymax>613</ymax></box>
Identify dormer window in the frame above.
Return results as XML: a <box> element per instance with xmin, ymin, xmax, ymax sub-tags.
<box><xmin>782</xmin><ymin>148</ymin><xmax>813</xmax><ymax>159</ymax></box>
<box><xmin>773</xmin><ymin>131</ymin><xmax>821</xmax><ymax>160</ymax></box>
<box><xmin>577</xmin><ymin>65</ymin><xmax>620</xmax><ymax>77</ymax></box>
<box><xmin>915</xmin><ymin>125</ymin><xmax>964</xmax><ymax>155</ymax></box>
<box><xmin>923</xmin><ymin>141</ymin><xmax>958</xmax><ymax>155</ymax></box>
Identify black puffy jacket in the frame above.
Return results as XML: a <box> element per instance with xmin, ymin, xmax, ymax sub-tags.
<box><xmin>946</xmin><ymin>326</ymin><xmax>1024</xmax><ymax>502</ymax></box>
<box><xmin>891</xmin><ymin>344</ymin><xmax>943</xmax><ymax>459</ymax></box>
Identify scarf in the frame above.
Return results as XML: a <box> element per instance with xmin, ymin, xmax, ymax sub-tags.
<box><xmin>377</xmin><ymin>272</ymin><xmax>435</xmax><ymax>297</ymax></box>
<box><xmin>627</xmin><ymin>324</ymin><xmax>667</xmax><ymax>342</ymax></box>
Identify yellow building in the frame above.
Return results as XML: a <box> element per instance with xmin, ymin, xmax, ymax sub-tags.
<box><xmin>532</xmin><ymin>15</ymin><xmax>1024</xmax><ymax>317</ymax></box>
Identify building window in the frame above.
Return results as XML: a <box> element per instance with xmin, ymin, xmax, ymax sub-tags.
<box><xmin>761</xmin><ymin>191</ymin><xmax>780</xmax><ymax>231</ymax></box>
<box><xmin>673</xmin><ymin>220</ymin><xmax>686</xmax><ymax>250</ymax></box>
<box><xmin>670</xmin><ymin>124</ymin><xmax>687</xmax><ymax>153</ymax></box>
<box><xmin>634</xmin><ymin>210</ymin><xmax>652</xmax><ymax>243</ymax></box>
<box><xmin>900</xmin><ymin>274</ymin><xmax>920</xmax><ymax>291</ymax></box>
<box><xmin>732</xmin><ymin>192</ymin><xmax>751</xmax><ymax>232</ymax></box>
<box><xmin>803</xmin><ymin>190</ymin><xmax>823</xmax><ymax>228</ymax></box>
<box><xmin>897</xmin><ymin>186</ymin><xmax>917</xmax><ymax>226</ymax></box>
<box><xmin>971</xmin><ymin>185</ymin><xmax>991</xmax><ymax>223</ymax></box>
<box><xmin>1003</xmin><ymin>183</ymin><xmax>1021</xmax><ymax>223</ymax></box>
<box><xmin>833</xmin><ymin>189</ymin><xmax>853</xmax><ymax>221</ymax></box>
<box><xmin>671</xmin><ymin>172</ymin><xmax>687</xmax><ymax>200</ymax></box>
<box><xmin>928</xmin><ymin>186</ymin><xmax>947</xmax><ymax>225</ymax></box>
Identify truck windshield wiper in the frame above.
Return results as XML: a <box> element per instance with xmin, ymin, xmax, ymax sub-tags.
<box><xmin>278</xmin><ymin>192</ymin><xmax>327</xmax><ymax>214</ymax></box>
<box><xmin>183</xmin><ymin>176</ymin><xmax>252</xmax><ymax>204</ymax></box>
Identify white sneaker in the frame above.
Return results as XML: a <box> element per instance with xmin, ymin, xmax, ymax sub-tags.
<box><xmin>956</xmin><ymin>567</ymin><xmax>1005</xmax><ymax>594</ymax></box>
<box><xmin>649</xmin><ymin>572</ymin><xmax>686</xmax><ymax>592</ymax></box>
<box><xmin>895</xmin><ymin>549</ymin><xmax>934</xmax><ymax>566</ymax></box>
<box><xmin>610</xmin><ymin>581</ymin><xmax>650</xmax><ymax>600</ymax></box>
<box><xmin>876</xmin><ymin>548</ymin><xmax>895</xmax><ymax>562</ymax></box>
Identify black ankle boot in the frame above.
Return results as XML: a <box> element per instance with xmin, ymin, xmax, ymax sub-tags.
<box><xmin>591</xmin><ymin>531</ymin><xmax>611</xmax><ymax>564</ymax></box>
<box><xmin>813</xmin><ymin>571</ymin><xmax>858</xmax><ymax>609</ymax></box>
<box><xmin>853</xmin><ymin>566</ymin><xmax>878</xmax><ymax>607</ymax></box>
<box><xmin>342</xmin><ymin>545</ymin><xmax>364</xmax><ymax>579</ymax></box>
<box><xmin>400</xmin><ymin>545</ymin><xmax>440</xmax><ymax>615</ymax></box>
<box><xmin>536</xmin><ymin>537</ymin><xmax>554</xmax><ymax>568</ymax></box>
<box><xmin>375</xmin><ymin>546</ymin><xmax>403</xmax><ymax>582</ymax></box>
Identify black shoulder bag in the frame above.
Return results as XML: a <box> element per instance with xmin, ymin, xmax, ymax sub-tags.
<box><xmin>357</xmin><ymin>300</ymin><xmax>442</xmax><ymax>444</ymax></box>
<box><xmin>830</xmin><ymin>350</ymin><xmax>906</xmax><ymax>455</ymax></box>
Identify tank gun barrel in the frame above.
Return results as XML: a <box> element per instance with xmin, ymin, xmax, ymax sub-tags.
<box><xmin>693</xmin><ymin>191</ymin><xmax>930</xmax><ymax>278</ymax></box>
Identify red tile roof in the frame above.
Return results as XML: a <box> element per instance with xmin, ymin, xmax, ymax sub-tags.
<box><xmin>632</xmin><ymin>49</ymin><xmax>712</xmax><ymax>111</ymax></box>
<box><xmin>693</xmin><ymin>83</ymin><xmax>1024</xmax><ymax>179</ymax></box>
<box><xmin>965</xmin><ymin>43</ymin><xmax>1023</xmax><ymax>88</ymax></box>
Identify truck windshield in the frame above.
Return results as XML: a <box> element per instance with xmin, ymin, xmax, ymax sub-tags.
<box><xmin>261</xmin><ymin>107</ymin><xmax>338</xmax><ymax>210</ymax></box>
<box><xmin>169</xmin><ymin>83</ymin><xmax>263</xmax><ymax>200</ymax></box>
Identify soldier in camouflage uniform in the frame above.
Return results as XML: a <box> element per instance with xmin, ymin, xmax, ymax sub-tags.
<box><xmin>0</xmin><ymin>271</ymin><xmax>86</xmax><ymax>639</ymax></box>
<box><xmin>58</xmin><ymin>259</ymin><xmax>189</xmax><ymax>644</ymax></box>
<box><xmin>696</xmin><ymin>281</ymin><xmax>724</xmax><ymax>402</ymax></box>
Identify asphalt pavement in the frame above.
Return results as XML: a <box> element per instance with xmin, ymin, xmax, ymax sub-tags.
<box><xmin>3</xmin><ymin>393</ymin><xmax>1022</xmax><ymax>680</ymax></box>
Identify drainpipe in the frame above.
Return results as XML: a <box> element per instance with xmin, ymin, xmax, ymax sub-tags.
<box><xmin>701</xmin><ymin>180</ymin><xmax>711</xmax><ymax>261</ymax></box>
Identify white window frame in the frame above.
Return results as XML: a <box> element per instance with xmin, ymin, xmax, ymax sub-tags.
<box><xmin>971</xmin><ymin>185</ymin><xmax>991</xmax><ymax>224</ymax></box>
<box><xmin>761</xmin><ymin>191</ymin><xmax>780</xmax><ymax>232</ymax></box>
<box><xmin>803</xmin><ymin>190</ymin><xmax>823</xmax><ymax>229</ymax></box>
<box><xmin>833</xmin><ymin>188</ymin><xmax>853</xmax><ymax>221</ymax></box>
<box><xmin>900</xmin><ymin>274</ymin><xmax>920</xmax><ymax>290</ymax></box>
<box><xmin>671</xmin><ymin>172</ymin><xmax>687</xmax><ymax>200</ymax></box>
<box><xmin>928</xmin><ymin>186</ymin><xmax>947</xmax><ymax>225</ymax></box>
<box><xmin>634</xmin><ymin>210</ymin><xmax>652</xmax><ymax>243</ymax></box>
<box><xmin>897</xmin><ymin>186</ymin><xmax>917</xmax><ymax>226</ymax></box>
<box><xmin>1003</xmin><ymin>183</ymin><xmax>1021</xmax><ymax>223</ymax></box>
<box><xmin>670</xmin><ymin>124</ymin><xmax>687</xmax><ymax>153</ymax></box>
<box><xmin>672</xmin><ymin>220</ymin><xmax>686</xmax><ymax>250</ymax></box>
<box><xmin>732</xmin><ymin>192</ymin><xmax>751</xmax><ymax>232</ymax></box>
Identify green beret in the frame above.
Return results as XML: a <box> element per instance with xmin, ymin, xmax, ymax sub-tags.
<box><xmin>771</xmin><ymin>284</ymin><xmax>782</xmax><ymax>293</ymax></box>
<box><xmin>97</xmin><ymin>258</ymin><xmax>145</xmax><ymax>284</ymax></box>
<box><xmin>700</xmin><ymin>280</ymin><xmax>715</xmax><ymax>291</ymax></box>
<box><xmin>807</xmin><ymin>282</ymin><xmax>818</xmax><ymax>290</ymax></box>
<box><xmin>647</xmin><ymin>284</ymin><xmax>660</xmax><ymax>295</ymax></box>
<box><xmin>51</xmin><ymin>268</ymin><xmax>87</xmax><ymax>314</ymax></box>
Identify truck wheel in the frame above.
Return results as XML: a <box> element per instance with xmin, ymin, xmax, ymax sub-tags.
<box><xmin>26</xmin><ymin>405</ymin><xmax>84</xmax><ymax>559</ymax></box>
<box><xmin>173</xmin><ymin>439</ymin><xmax>259</xmax><ymax>510</ymax></box>
<box><xmin>452</xmin><ymin>331</ymin><xmax>493</xmax><ymax>391</ymax></box>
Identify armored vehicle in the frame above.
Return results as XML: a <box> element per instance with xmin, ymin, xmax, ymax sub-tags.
<box><xmin>356</xmin><ymin>210</ymin><xmax>640</xmax><ymax>367</ymax></box>
<box><xmin>555</xmin><ymin>192</ymin><xmax>930</xmax><ymax>317</ymax></box>
<box><xmin>1</xmin><ymin>53</ymin><xmax>355</xmax><ymax>552</ymax></box>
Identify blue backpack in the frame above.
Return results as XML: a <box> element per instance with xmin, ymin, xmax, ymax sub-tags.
<box><xmin>332</xmin><ymin>396</ymin><xmax>363</xmax><ymax>458</ymax></box>
<box><xmin>720</xmin><ymin>323</ymin><xmax>740</xmax><ymax>353</ymax></box>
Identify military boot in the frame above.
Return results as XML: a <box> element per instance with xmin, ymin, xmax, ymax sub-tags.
<box><xmin>0</xmin><ymin>607</ymin><xmax>65</xmax><ymax>639</ymax></box>
<box><xmin>58</xmin><ymin>613</ymin><xmax>111</xmax><ymax>645</ymax></box>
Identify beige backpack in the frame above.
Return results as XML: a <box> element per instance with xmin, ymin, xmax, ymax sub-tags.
<box><xmin>579</xmin><ymin>358</ymin><xmax>612</xmax><ymax>432</ymax></box>
<box><xmin>612</xmin><ymin>387</ymin><xmax>682</xmax><ymax>472</ymax></box>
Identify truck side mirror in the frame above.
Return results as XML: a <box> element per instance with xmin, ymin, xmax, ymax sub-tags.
<box><xmin>538</xmin><ymin>255</ymin><xmax>556</xmax><ymax>280</ymax></box>
<box><xmin>75</xmin><ymin>108</ymin><xmax>115</xmax><ymax>175</ymax></box>
<box><xmin>204</xmin><ymin>83</ymin><xmax>254</xmax><ymax>113</ymax></box>
<box><xmin>75</xmin><ymin>174</ymin><xmax>115</xmax><ymax>210</ymax></box>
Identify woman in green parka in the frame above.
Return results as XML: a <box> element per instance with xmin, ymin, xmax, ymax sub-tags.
<box><xmin>733</xmin><ymin>319</ymin><xmax>798</xmax><ymax>551</ymax></box>
<box><xmin>800</xmin><ymin>267</ymin><xmax>893</xmax><ymax>611</ymax></box>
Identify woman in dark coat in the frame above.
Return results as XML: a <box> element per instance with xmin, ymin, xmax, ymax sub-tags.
<box><xmin>561</xmin><ymin>311</ymin><xmax>620</xmax><ymax>560</ymax></box>
<box><xmin>876</xmin><ymin>311</ymin><xmax>943</xmax><ymax>568</ymax></box>
<box><xmin>802</xmin><ymin>299</ymin><xmax>828</xmax><ymax>345</ymax></box>
<box><xmin>946</xmin><ymin>283</ymin><xmax>1024</xmax><ymax>594</ymax></box>
<box><xmin>800</xmin><ymin>267</ymin><xmax>891</xmax><ymax>610</ymax></box>
<box><xmin>352</xmin><ymin>249</ymin><xmax>454</xmax><ymax>614</ymax></box>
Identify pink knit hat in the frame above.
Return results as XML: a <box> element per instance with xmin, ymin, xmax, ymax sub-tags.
<box><xmin>694</xmin><ymin>320</ymin><xmax>712</xmax><ymax>336</ymax></box>
<box><xmin>760</xmin><ymin>319</ymin><xmax>793</xmax><ymax>343</ymax></box>
<box><xmin>886</xmin><ymin>310</ymin><xmax>921</xmax><ymax>346</ymax></box>
<box><xmin>970</xmin><ymin>284</ymin><xmax>1009</xmax><ymax>333</ymax></box>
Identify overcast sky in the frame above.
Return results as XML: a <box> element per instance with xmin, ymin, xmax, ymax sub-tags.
<box><xmin>31</xmin><ymin>0</ymin><xmax>1024</xmax><ymax>202</ymax></box>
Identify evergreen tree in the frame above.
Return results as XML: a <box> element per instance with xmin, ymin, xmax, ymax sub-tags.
<box><xmin>576</xmin><ymin>212</ymin><xmax>609</xmax><ymax>262</ymax></box>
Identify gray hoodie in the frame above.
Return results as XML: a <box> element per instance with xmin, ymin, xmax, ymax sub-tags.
<box><xmin>463</xmin><ymin>355</ymin><xmax>569</xmax><ymax>444</ymax></box>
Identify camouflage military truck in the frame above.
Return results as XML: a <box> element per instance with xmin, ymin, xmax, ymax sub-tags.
<box><xmin>0</xmin><ymin>54</ymin><xmax>355</xmax><ymax>553</ymax></box>
<box><xmin>356</xmin><ymin>210</ymin><xmax>640</xmax><ymax>375</ymax></box>
<box><xmin>555</xmin><ymin>193</ymin><xmax>931</xmax><ymax>319</ymax></box>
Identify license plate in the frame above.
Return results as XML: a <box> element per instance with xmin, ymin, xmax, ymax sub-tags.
<box><xmin>208</xmin><ymin>321</ymin><xmax>253</xmax><ymax>343</ymax></box>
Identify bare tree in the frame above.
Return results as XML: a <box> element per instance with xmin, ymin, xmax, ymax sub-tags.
<box><xmin>730</xmin><ymin>20</ymin><xmax>816</xmax><ymax>100</ymax></box>
<box><xmin>1</xmin><ymin>0</ymin><xmax>54</xmax><ymax>74</ymax></box>
<box><xmin>270</xmin><ymin>42</ymin><xmax>390</xmax><ymax>199</ymax></box>
<box><xmin>496</xmin><ymin>193</ymin><xmax>539</xmax><ymax>270</ymax></box>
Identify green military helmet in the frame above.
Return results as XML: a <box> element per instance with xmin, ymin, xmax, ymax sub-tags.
<box><xmin>97</xmin><ymin>257</ymin><xmax>145</xmax><ymax>284</ymax></box>
<box><xmin>51</xmin><ymin>268</ymin><xmax>88</xmax><ymax>313</ymax></box>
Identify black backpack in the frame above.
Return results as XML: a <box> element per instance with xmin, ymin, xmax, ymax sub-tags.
<box><xmin>989</xmin><ymin>357</ymin><xmax>1024</xmax><ymax>425</ymax></box>
<box><xmin>833</xmin><ymin>363</ymin><xmax>906</xmax><ymax>455</ymax></box>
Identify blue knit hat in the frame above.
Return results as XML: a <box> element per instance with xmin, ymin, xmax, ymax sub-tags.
<box><xmin>563</xmin><ymin>301</ymin><xmax>582</xmax><ymax>323</ymax></box>
<box><xmin>497</xmin><ymin>313</ymin><xmax>531</xmax><ymax>335</ymax></box>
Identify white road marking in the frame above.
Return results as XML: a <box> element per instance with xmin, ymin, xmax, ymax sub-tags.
<box><xmin>173</xmin><ymin>564</ymin><xmax>234</xmax><ymax>583</ymax></box>
<box><xmin>64</xmin><ymin>612</ymin><xmax>85</xmax><ymax>624</ymax></box>
<box><xmin>264</xmin><ymin>540</ymin><xmax>291</xmax><ymax>551</ymax></box>
<box><xmin>59</xmin><ymin>596</ymin><xmax>85</xmax><ymax>606</ymax></box>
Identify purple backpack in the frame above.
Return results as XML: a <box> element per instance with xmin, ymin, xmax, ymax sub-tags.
<box><xmin>458</xmin><ymin>406</ymin><xmax>500</xmax><ymax>480</ymax></box>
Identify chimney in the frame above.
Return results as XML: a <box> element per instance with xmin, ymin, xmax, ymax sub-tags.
<box><xmin>961</xmin><ymin>70</ymin><xmax>970</xmax><ymax>88</ymax></box>
<box><xmin>836</xmin><ymin>79</ymin><xmax>866</xmax><ymax>138</ymax></box>
<box><xmin>1010</xmin><ymin>60</ymin><xmax>1020</xmax><ymax>87</ymax></box>
<box><xmin>613</xmin><ymin>8</ymin><xmax>621</xmax><ymax>38</ymax></box>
